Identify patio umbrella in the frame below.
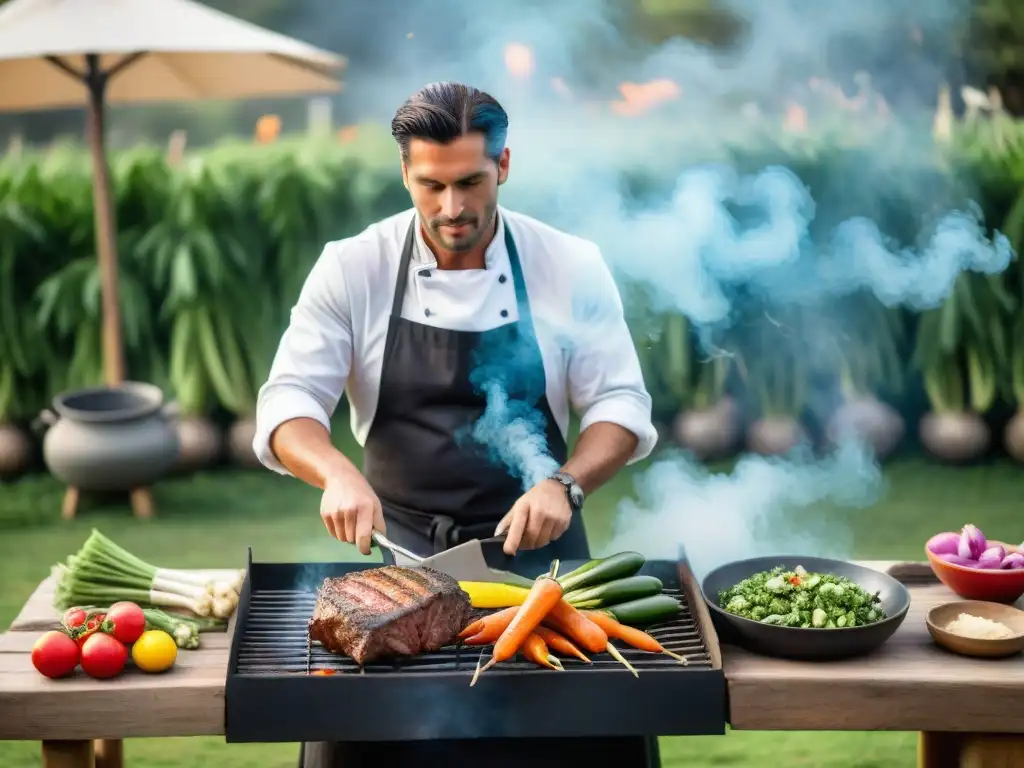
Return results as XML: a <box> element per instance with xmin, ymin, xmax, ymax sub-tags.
<box><xmin>0</xmin><ymin>0</ymin><xmax>346</xmax><ymax>385</ymax></box>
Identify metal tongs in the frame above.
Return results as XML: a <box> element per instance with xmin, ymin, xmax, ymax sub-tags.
<box><xmin>371</xmin><ymin>530</ymin><xmax>531</xmax><ymax>586</ymax></box>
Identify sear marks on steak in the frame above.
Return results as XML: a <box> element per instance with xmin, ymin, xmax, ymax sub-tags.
<box><xmin>308</xmin><ymin>566</ymin><xmax>471</xmax><ymax>665</ymax></box>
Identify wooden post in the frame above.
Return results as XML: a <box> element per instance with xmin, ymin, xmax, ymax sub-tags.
<box><xmin>42</xmin><ymin>739</ymin><xmax>94</xmax><ymax>768</ymax></box>
<box><xmin>918</xmin><ymin>732</ymin><xmax>962</xmax><ymax>768</ymax></box>
<box><xmin>84</xmin><ymin>53</ymin><xmax>126</xmax><ymax>386</ymax></box>
<box><xmin>94</xmin><ymin>738</ymin><xmax>123</xmax><ymax>768</ymax></box>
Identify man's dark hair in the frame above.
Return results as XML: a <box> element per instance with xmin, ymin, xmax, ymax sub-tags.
<box><xmin>391</xmin><ymin>82</ymin><xmax>509</xmax><ymax>162</ymax></box>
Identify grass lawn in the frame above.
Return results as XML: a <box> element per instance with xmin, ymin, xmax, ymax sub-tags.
<box><xmin>1</xmin><ymin>431</ymin><xmax>1022</xmax><ymax>767</ymax></box>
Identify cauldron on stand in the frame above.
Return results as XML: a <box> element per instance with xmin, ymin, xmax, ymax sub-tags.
<box><xmin>37</xmin><ymin>382</ymin><xmax>179</xmax><ymax>518</ymax></box>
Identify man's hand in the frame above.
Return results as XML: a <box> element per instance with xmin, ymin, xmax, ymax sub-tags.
<box><xmin>320</xmin><ymin>470</ymin><xmax>385</xmax><ymax>555</ymax></box>
<box><xmin>495</xmin><ymin>479</ymin><xmax>572</xmax><ymax>556</ymax></box>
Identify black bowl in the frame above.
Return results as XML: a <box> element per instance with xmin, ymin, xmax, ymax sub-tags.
<box><xmin>700</xmin><ymin>556</ymin><xmax>911</xmax><ymax>661</ymax></box>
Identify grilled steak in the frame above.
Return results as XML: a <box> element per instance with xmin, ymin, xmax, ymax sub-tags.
<box><xmin>308</xmin><ymin>566</ymin><xmax>472</xmax><ymax>665</ymax></box>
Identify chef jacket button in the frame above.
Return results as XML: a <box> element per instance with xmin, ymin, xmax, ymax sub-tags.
<box><xmin>424</xmin><ymin>309</ymin><xmax>432</xmax><ymax>317</ymax></box>
<box><xmin>500</xmin><ymin>309</ymin><xmax>509</xmax><ymax>318</ymax></box>
<box><xmin>420</xmin><ymin>270</ymin><xmax>432</xmax><ymax>277</ymax></box>
<box><xmin>498</xmin><ymin>274</ymin><xmax>507</xmax><ymax>283</ymax></box>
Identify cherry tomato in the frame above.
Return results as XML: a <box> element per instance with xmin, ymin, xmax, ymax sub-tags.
<box><xmin>62</xmin><ymin>607</ymin><xmax>87</xmax><ymax>631</ymax></box>
<box><xmin>105</xmin><ymin>602</ymin><xmax>146</xmax><ymax>645</ymax></box>
<box><xmin>31</xmin><ymin>630</ymin><xmax>81</xmax><ymax>679</ymax></box>
<box><xmin>80</xmin><ymin>633</ymin><xmax>128</xmax><ymax>679</ymax></box>
<box><xmin>74</xmin><ymin>613</ymin><xmax>107</xmax><ymax>648</ymax></box>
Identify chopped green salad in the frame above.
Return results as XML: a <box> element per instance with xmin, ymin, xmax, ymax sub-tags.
<box><xmin>717</xmin><ymin>565</ymin><xmax>886</xmax><ymax>629</ymax></box>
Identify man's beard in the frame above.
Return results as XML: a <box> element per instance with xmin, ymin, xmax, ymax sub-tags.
<box><xmin>428</xmin><ymin>202</ymin><xmax>497</xmax><ymax>253</ymax></box>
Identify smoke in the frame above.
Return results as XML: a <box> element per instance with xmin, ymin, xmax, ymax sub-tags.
<box><xmin>610</xmin><ymin>440</ymin><xmax>885</xmax><ymax>581</ymax></box>
<box><xmin>469</xmin><ymin>381</ymin><xmax>561</xmax><ymax>490</ymax></box>
<box><xmin>285</xmin><ymin>0</ymin><xmax>1009</xmax><ymax>574</ymax></box>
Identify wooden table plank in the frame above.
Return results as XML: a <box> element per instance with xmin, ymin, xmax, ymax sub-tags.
<box><xmin>9</xmin><ymin>575</ymin><xmax>60</xmax><ymax>632</ymax></box>
<box><xmin>1</xmin><ymin>570</ymin><xmax>240</xmax><ymax>741</ymax></box>
<box><xmin>725</xmin><ymin>561</ymin><xmax>1024</xmax><ymax>733</ymax></box>
<box><xmin>0</xmin><ymin>662</ymin><xmax>226</xmax><ymax>739</ymax></box>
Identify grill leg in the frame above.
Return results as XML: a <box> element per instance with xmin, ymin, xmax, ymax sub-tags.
<box><xmin>645</xmin><ymin>736</ymin><xmax>662</xmax><ymax>767</ymax></box>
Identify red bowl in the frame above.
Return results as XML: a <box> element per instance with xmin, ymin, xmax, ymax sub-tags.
<box><xmin>926</xmin><ymin>541</ymin><xmax>1024</xmax><ymax>604</ymax></box>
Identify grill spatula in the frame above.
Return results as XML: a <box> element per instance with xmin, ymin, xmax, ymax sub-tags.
<box><xmin>371</xmin><ymin>530</ymin><xmax>533</xmax><ymax>586</ymax></box>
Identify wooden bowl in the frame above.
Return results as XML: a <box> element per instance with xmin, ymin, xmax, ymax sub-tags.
<box><xmin>925</xmin><ymin>541</ymin><xmax>1024</xmax><ymax>604</ymax></box>
<box><xmin>926</xmin><ymin>600</ymin><xmax>1024</xmax><ymax>658</ymax></box>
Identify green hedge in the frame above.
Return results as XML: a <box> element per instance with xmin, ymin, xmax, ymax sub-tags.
<box><xmin>1</xmin><ymin>120</ymin><xmax>1024</xmax><ymax>430</ymax></box>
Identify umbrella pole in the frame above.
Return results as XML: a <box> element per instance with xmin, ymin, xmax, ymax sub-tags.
<box><xmin>84</xmin><ymin>54</ymin><xmax>126</xmax><ymax>386</ymax></box>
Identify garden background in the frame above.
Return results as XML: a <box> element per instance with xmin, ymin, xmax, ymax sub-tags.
<box><xmin>4</xmin><ymin>0</ymin><xmax>1024</xmax><ymax>765</ymax></box>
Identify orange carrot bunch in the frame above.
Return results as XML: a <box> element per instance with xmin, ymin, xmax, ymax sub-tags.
<box><xmin>463</xmin><ymin>560</ymin><xmax>677</xmax><ymax>686</ymax></box>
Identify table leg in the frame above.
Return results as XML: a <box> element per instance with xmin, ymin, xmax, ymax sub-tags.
<box><xmin>42</xmin><ymin>739</ymin><xmax>94</xmax><ymax>768</ymax></box>
<box><xmin>960</xmin><ymin>734</ymin><xmax>1024</xmax><ymax>768</ymax></box>
<box><xmin>95</xmin><ymin>739</ymin><xmax>123</xmax><ymax>768</ymax></box>
<box><xmin>918</xmin><ymin>732</ymin><xmax>963</xmax><ymax>768</ymax></box>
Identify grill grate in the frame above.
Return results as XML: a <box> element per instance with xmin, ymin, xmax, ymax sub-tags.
<box><xmin>225</xmin><ymin>553</ymin><xmax>726</xmax><ymax>743</ymax></box>
<box><xmin>235</xmin><ymin>587</ymin><xmax>713</xmax><ymax>676</ymax></box>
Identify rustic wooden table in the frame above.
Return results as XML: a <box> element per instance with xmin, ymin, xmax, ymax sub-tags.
<box><xmin>0</xmin><ymin>562</ymin><xmax>1021</xmax><ymax>767</ymax></box>
<box><xmin>0</xmin><ymin>574</ymin><xmax>233</xmax><ymax>768</ymax></box>
<box><xmin>726</xmin><ymin>561</ymin><xmax>1024</xmax><ymax>768</ymax></box>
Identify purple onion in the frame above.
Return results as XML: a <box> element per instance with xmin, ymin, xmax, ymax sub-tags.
<box><xmin>1001</xmin><ymin>553</ymin><xmax>1024</xmax><ymax>570</ymax></box>
<box><xmin>927</xmin><ymin>532</ymin><xmax>961</xmax><ymax>556</ymax></box>
<box><xmin>977</xmin><ymin>546</ymin><xmax>1006</xmax><ymax>569</ymax></box>
<box><xmin>957</xmin><ymin>524</ymin><xmax>987</xmax><ymax>560</ymax></box>
<box><xmin>938</xmin><ymin>552</ymin><xmax>974</xmax><ymax>567</ymax></box>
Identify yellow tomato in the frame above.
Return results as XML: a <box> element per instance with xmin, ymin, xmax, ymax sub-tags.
<box><xmin>131</xmin><ymin>630</ymin><xmax>178</xmax><ymax>673</ymax></box>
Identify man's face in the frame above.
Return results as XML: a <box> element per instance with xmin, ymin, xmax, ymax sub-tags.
<box><xmin>402</xmin><ymin>133</ymin><xmax>510</xmax><ymax>254</ymax></box>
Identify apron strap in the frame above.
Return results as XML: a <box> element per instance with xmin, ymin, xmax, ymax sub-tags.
<box><xmin>383</xmin><ymin>220</ymin><xmax>418</xmax><ymax>360</ymax></box>
<box><xmin>502</xmin><ymin>220</ymin><xmax>537</xmax><ymax>340</ymax></box>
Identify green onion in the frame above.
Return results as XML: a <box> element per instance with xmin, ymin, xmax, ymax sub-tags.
<box><xmin>143</xmin><ymin>609</ymin><xmax>201</xmax><ymax>650</ymax></box>
<box><xmin>52</xmin><ymin>529</ymin><xmax>245</xmax><ymax>619</ymax></box>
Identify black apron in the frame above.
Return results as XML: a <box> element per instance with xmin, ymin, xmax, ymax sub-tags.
<box><xmin>300</xmin><ymin>215</ymin><xmax>660</xmax><ymax>767</ymax></box>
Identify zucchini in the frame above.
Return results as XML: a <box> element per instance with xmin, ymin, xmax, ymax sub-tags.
<box><xmin>600</xmin><ymin>595</ymin><xmax>682</xmax><ymax>626</ymax></box>
<box><xmin>557</xmin><ymin>551</ymin><xmax>645</xmax><ymax>593</ymax></box>
<box><xmin>565</xmin><ymin>575</ymin><xmax>664</xmax><ymax>608</ymax></box>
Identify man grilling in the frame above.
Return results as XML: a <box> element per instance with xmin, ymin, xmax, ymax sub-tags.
<box><xmin>254</xmin><ymin>81</ymin><xmax>659</xmax><ymax>767</ymax></box>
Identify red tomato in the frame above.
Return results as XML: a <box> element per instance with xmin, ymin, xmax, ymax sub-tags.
<box><xmin>105</xmin><ymin>602</ymin><xmax>146</xmax><ymax>645</ymax></box>
<box><xmin>80</xmin><ymin>633</ymin><xmax>128</xmax><ymax>679</ymax></box>
<box><xmin>62</xmin><ymin>607</ymin><xmax>87</xmax><ymax>631</ymax></box>
<box><xmin>31</xmin><ymin>630</ymin><xmax>80</xmax><ymax>679</ymax></box>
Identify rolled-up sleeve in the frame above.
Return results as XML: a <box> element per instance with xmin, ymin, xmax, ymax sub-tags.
<box><xmin>565</xmin><ymin>245</ymin><xmax>658</xmax><ymax>464</ymax></box>
<box><xmin>253</xmin><ymin>243</ymin><xmax>352</xmax><ymax>474</ymax></box>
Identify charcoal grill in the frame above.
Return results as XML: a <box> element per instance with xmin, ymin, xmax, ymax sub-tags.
<box><xmin>225</xmin><ymin>550</ymin><xmax>725</xmax><ymax>743</ymax></box>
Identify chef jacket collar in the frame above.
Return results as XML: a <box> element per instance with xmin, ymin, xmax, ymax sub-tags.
<box><xmin>412</xmin><ymin>209</ymin><xmax>506</xmax><ymax>271</ymax></box>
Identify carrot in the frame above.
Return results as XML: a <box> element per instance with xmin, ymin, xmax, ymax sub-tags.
<box><xmin>583</xmin><ymin>610</ymin><xmax>688</xmax><ymax>664</ymax></box>
<box><xmin>534</xmin><ymin>625</ymin><xmax>590</xmax><ymax>663</ymax></box>
<box><xmin>458</xmin><ymin>607</ymin><xmax>518</xmax><ymax>642</ymax></box>
<box><xmin>521</xmin><ymin>632</ymin><xmax>563</xmax><ymax>671</ymax></box>
<box><xmin>544</xmin><ymin>600</ymin><xmax>638</xmax><ymax>678</ymax></box>
<box><xmin>544</xmin><ymin>599</ymin><xmax>608</xmax><ymax>654</ymax></box>
<box><xmin>470</xmin><ymin>560</ymin><xmax>564</xmax><ymax>686</ymax></box>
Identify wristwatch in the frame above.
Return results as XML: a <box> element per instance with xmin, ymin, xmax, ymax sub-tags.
<box><xmin>549</xmin><ymin>471</ymin><xmax>584</xmax><ymax>513</ymax></box>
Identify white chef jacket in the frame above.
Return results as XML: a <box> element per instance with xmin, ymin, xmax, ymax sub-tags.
<box><xmin>253</xmin><ymin>206</ymin><xmax>658</xmax><ymax>476</ymax></box>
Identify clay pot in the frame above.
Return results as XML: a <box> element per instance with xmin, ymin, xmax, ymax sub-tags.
<box><xmin>826</xmin><ymin>396</ymin><xmax>905</xmax><ymax>460</ymax></box>
<box><xmin>173</xmin><ymin>416</ymin><xmax>224</xmax><ymax>474</ymax></box>
<box><xmin>673</xmin><ymin>397</ymin><xmax>741</xmax><ymax>461</ymax></box>
<box><xmin>1004</xmin><ymin>411</ymin><xmax>1024</xmax><ymax>463</ymax></box>
<box><xmin>227</xmin><ymin>416</ymin><xmax>262</xmax><ymax>469</ymax></box>
<box><xmin>0</xmin><ymin>422</ymin><xmax>33</xmax><ymax>480</ymax></box>
<box><xmin>39</xmin><ymin>382</ymin><xmax>179</xmax><ymax>491</ymax></box>
<box><xmin>746</xmin><ymin>416</ymin><xmax>808</xmax><ymax>456</ymax></box>
<box><xmin>919</xmin><ymin>411</ymin><xmax>990</xmax><ymax>464</ymax></box>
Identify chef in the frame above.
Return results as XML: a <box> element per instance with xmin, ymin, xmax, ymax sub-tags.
<box><xmin>254</xmin><ymin>81</ymin><xmax>660</xmax><ymax>768</ymax></box>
